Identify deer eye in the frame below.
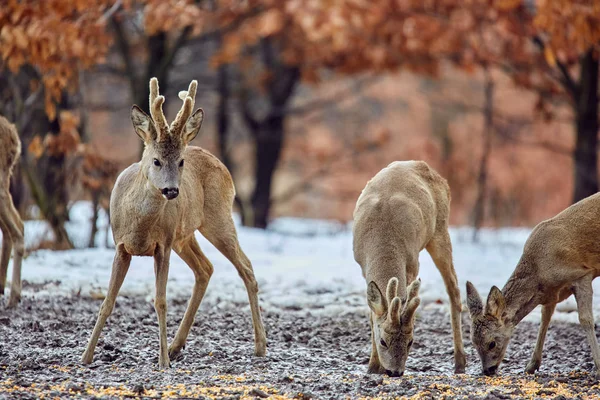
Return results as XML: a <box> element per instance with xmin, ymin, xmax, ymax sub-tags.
<box><xmin>488</xmin><ymin>341</ymin><xmax>496</xmax><ymax>350</ymax></box>
<box><xmin>153</xmin><ymin>158</ymin><xmax>161</xmax><ymax>167</ymax></box>
<box><xmin>179</xmin><ymin>159</ymin><xmax>184</xmax><ymax>168</ymax></box>
<box><xmin>408</xmin><ymin>339</ymin><xmax>413</xmax><ymax>348</ymax></box>
<box><xmin>380</xmin><ymin>338</ymin><xmax>388</xmax><ymax>348</ymax></box>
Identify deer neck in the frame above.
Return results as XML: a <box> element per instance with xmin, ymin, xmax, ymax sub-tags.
<box><xmin>501</xmin><ymin>264</ymin><xmax>542</xmax><ymax>327</ymax></box>
<box><xmin>365</xmin><ymin>252</ymin><xmax>408</xmax><ymax>299</ymax></box>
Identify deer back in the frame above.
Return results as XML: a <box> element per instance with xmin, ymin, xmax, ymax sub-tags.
<box><xmin>353</xmin><ymin>160</ymin><xmax>449</xmax><ymax>292</ymax></box>
<box><xmin>518</xmin><ymin>191</ymin><xmax>600</xmax><ymax>285</ymax></box>
<box><xmin>0</xmin><ymin>116</ymin><xmax>21</xmax><ymax>186</ymax></box>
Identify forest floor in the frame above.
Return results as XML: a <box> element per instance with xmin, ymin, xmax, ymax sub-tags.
<box><xmin>1</xmin><ymin>293</ymin><xmax>599</xmax><ymax>399</ymax></box>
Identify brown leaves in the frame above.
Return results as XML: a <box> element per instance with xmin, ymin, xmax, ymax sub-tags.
<box><xmin>28</xmin><ymin>136</ymin><xmax>44</xmax><ymax>159</ymax></box>
<box><xmin>143</xmin><ymin>0</ymin><xmax>207</xmax><ymax>36</ymax></box>
<box><xmin>534</xmin><ymin>0</ymin><xmax>600</xmax><ymax>55</ymax></box>
<box><xmin>81</xmin><ymin>146</ymin><xmax>119</xmax><ymax>192</ymax></box>
<box><xmin>44</xmin><ymin>111</ymin><xmax>81</xmax><ymax>157</ymax></box>
<box><xmin>0</xmin><ymin>0</ymin><xmax>113</xmax><ymax>117</ymax></box>
<box><xmin>258</xmin><ymin>9</ymin><xmax>285</xmax><ymax>37</ymax></box>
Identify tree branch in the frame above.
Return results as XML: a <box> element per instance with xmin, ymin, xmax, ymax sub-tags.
<box><xmin>110</xmin><ymin>15</ymin><xmax>137</xmax><ymax>96</ymax></box>
<box><xmin>157</xmin><ymin>26</ymin><xmax>193</xmax><ymax>79</ymax></box>
<box><xmin>239</xmin><ymin>85</ymin><xmax>260</xmax><ymax>134</ymax></box>
<box><xmin>99</xmin><ymin>0</ymin><xmax>123</xmax><ymax>24</ymax></box>
<box><xmin>277</xmin><ymin>76</ymin><xmax>381</xmax><ymax>118</ymax></box>
<box><xmin>532</xmin><ymin>36</ymin><xmax>579</xmax><ymax>99</ymax></box>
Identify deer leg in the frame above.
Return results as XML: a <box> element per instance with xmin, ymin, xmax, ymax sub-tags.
<box><xmin>426</xmin><ymin>231</ymin><xmax>466</xmax><ymax>374</ymax></box>
<box><xmin>573</xmin><ymin>275</ymin><xmax>600</xmax><ymax>378</ymax></box>
<box><xmin>367</xmin><ymin>313</ymin><xmax>384</xmax><ymax>374</ymax></box>
<box><xmin>0</xmin><ymin>219</ymin><xmax>12</xmax><ymax>297</ymax></box>
<box><xmin>201</xmin><ymin>220</ymin><xmax>267</xmax><ymax>357</ymax></box>
<box><xmin>81</xmin><ymin>243</ymin><xmax>131</xmax><ymax>364</ymax></box>
<box><xmin>153</xmin><ymin>244</ymin><xmax>171</xmax><ymax>369</ymax></box>
<box><xmin>0</xmin><ymin>190</ymin><xmax>24</xmax><ymax>308</ymax></box>
<box><xmin>525</xmin><ymin>302</ymin><xmax>556</xmax><ymax>374</ymax></box>
<box><xmin>169</xmin><ymin>238</ymin><xmax>213</xmax><ymax>360</ymax></box>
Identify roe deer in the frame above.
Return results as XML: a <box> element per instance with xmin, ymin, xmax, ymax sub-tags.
<box><xmin>81</xmin><ymin>78</ymin><xmax>267</xmax><ymax>368</ymax></box>
<box><xmin>0</xmin><ymin>116</ymin><xmax>24</xmax><ymax>308</ymax></box>
<box><xmin>353</xmin><ymin>160</ymin><xmax>466</xmax><ymax>376</ymax></box>
<box><xmin>467</xmin><ymin>192</ymin><xmax>600</xmax><ymax>377</ymax></box>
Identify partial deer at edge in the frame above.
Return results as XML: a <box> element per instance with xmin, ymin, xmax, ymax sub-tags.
<box><xmin>353</xmin><ymin>160</ymin><xmax>466</xmax><ymax>376</ymax></box>
<box><xmin>0</xmin><ymin>115</ymin><xmax>24</xmax><ymax>308</ymax></box>
<box><xmin>467</xmin><ymin>192</ymin><xmax>600</xmax><ymax>377</ymax></box>
<box><xmin>81</xmin><ymin>78</ymin><xmax>267</xmax><ymax>368</ymax></box>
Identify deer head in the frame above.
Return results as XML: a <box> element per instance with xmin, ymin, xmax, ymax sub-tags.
<box><xmin>131</xmin><ymin>78</ymin><xmax>204</xmax><ymax>200</ymax></box>
<box><xmin>367</xmin><ymin>277</ymin><xmax>421</xmax><ymax>376</ymax></box>
<box><xmin>466</xmin><ymin>281</ymin><xmax>514</xmax><ymax>376</ymax></box>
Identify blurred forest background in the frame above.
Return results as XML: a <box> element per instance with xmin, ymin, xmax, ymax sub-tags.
<box><xmin>1</xmin><ymin>0</ymin><xmax>599</xmax><ymax>249</ymax></box>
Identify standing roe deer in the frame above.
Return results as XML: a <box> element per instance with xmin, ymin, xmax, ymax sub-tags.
<box><xmin>353</xmin><ymin>160</ymin><xmax>466</xmax><ymax>376</ymax></box>
<box><xmin>81</xmin><ymin>78</ymin><xmax>267</xmax><ymax>368</ymax></box>
<box><xmin>467</xmin><ymin>192</ymin><xmax>600</xmax><ymax>377</ymax></box>
<box><xmin>0</xmin><ymin>116</ymin><xmax>24</xmax><ymax>308</ymax></box>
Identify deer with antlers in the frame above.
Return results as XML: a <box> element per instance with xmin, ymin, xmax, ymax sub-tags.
<box><xmin>353</xmin><ymin>161</ymin><xmax>466</xmax><ymax>376</ymax></box>
<box><xmin>0</xmin><ymin>116</ymin><xmax>24</xmax><ymax>308</ymax></box>
<box><xmin>81</xmin><ymin>78</ymin><xmax>267</xmax><ymax>368</ymax></box>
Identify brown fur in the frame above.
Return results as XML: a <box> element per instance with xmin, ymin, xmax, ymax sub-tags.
<box><xmin>353</xmin><ymin>160</ymin><xmax>466</xmax><ymax>375</ymax></box>
<box><xmin>0</xmin><ymin>115</ymin><xmax>24</xmax><ymax>308</ymax></box>
<box><xmin>467</xmin><ymin>192</ymin><xmax>600</xmax><ymax>377</ymax></box>
<box><xmin>81</xmin><ymin>79</ymin><xmax>267</xmax><ymax>369</ymax></box>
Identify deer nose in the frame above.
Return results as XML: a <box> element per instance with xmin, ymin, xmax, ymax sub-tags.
<box><xmin>483</xmin><ymin>365</ymin><xmax>498</xmax><ymax>376</ymax></box>
<box><xmin>162</xmin><ymin>187</ymin><xmax>179</xmax><ymax>200</ymax></box>
<box><xmin>385</xmin><ymin>369</ymin><xmax>404</xmax><ymax>377</ymax></box>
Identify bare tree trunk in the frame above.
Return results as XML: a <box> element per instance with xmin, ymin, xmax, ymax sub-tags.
<box><xmin>250</xmin><ymin>116</ymin><xmax>285</xmax><ymax>228</ymax></box>
<box><xmin>573</xmin><ymin>50</ymin><xmax>599</xmax><ymax>203</ymax></box>
<box><xmin>238</xmin><ymin>38</ymin><xmax>300</xmax><ymax>228</ymax></box>
<box><xmin>216</xmin><ymin>63</ymin><xmax>248</xmax><ymax>223</ymax></box>
<box><xmin>88</xmin><ymin>191</ymin><xmax>100</xmax><ymax>248</ymax></box>
<box><xmin>39</xmin><ymin>112</ymin><xmax>74</xmax><ymax>249</ymax></box>
<box><xmin>472</xmin><ymin>69</ymin><xmax>494</xmax><ymax>242</ymax></box>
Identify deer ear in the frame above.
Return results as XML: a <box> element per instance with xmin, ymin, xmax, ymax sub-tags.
<box><xmin>367</xmin><ymin>281</ymin><xmax>387</xmax><ymax>317</ymax></box>
<box><xmin>486</xmin><ymin>286</ymin><xmax>506</xmax><ymax>319</ymax></box>
<box><xmin>182</xmin><ymin>108</ymin><xmax>204</xmax><ymax>144</ymax></box>
<box><xmin>131</xmin><ymin>105</ymin><xmax>156</xmax><ymax>142</ymax></box>
<box><xmin>466</xmin><ymin>281</ymin><xmax>483</xmax><ymax>318</ymax></box>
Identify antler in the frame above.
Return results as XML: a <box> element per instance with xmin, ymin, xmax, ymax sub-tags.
<box><xmin>385</xmin><ymin>277</ymin><xmax>421</xmax><ymax>327</ymax></box>
<box><xmin>386</xmin><ymin>278</ymin><xmax>401</xmax><ymax>325</ymax></box>
<box><xmin>149</xmin><ymin>78</ymin><xmax>169</xmax><ymax>138</ymax></box>
<box><xmin>170</xmin><ymin>80</ymin><xmax>198</xmax><ymax>136</ymax></box>
<box><xmin>401</xmin><ymin>278</ymin><xmax>421</xmax><ymax>326</ymax></box>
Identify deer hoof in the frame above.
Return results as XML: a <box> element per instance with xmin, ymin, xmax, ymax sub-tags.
<box><xmin>454</xmin><ymin>353</ymin><xmax>466</xmax><ymax>374</ymax></box>
<box><xmin>81</xmin><ymin>353</ymin><xmax>93</xmax><ymax>365</ymax></box>
<box><xmin>254</xmin><ymin>342</ymin><xmax>266</xmax><ymax>357</ymax></box>
<box><xmin>524</xmin><ymin>359</ymin><xmax>540</xmax><ymax>374</ymax></box>
<box><xmin>168</xmin><ymin>346</ymin><xmax>184</xmax><ymax>362</ymax></box>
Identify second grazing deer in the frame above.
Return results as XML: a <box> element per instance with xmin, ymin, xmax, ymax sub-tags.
<box><xmin>353</xmin><ymin>160</ymin><xmax>466</xmax><ymax>376</ymax></box>
<box><xmin>0</xmin><ymin>116</ymin><xmax>24</xmax><ymax>308</ymax></box>
<box><xmin>81</xmin><ymin>78</ymin><xmax>267</xmax><ymax>368</ymax></box>
<box><xmin>467</xmin><ymin>192</ymin><xmax>600</xmax><ymax>377</ymax></box>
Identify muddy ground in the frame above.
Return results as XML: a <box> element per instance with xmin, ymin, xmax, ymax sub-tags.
<box><xmin>1</xmin><ymin>291</ymin><xmax>600</xmax><ymax>399</ymax></box>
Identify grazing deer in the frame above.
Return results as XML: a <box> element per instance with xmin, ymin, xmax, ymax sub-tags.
<box><xmin>81</xmin><ymin>78</ymin><xmax>267</xmax><ymax>368</ymax></box>
<box><xmin>0</xmin><ymin>116</ymin><xmax>24</xmax><ymax>308</ymax></box>
<box><xmin>353</xmin><ymin>161</ymin><xmax>466</xmax><ymax>376</ymax></box>
<box><xmin>467</xmin><ymin>192</ymin><xmax>600</xmax><ymax>378</ymax></box>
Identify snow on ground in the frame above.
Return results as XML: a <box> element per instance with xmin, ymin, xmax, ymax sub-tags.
<box><xmin>4</xmin><ymin>202</ymin><xmax>592</xmax><ymax>323</ymax></box>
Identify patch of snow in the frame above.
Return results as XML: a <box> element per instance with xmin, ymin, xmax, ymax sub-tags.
<box><xmin>2</xmin><ymin>202</ymin><xmax>595</xmax><ymax>325</ymax></box>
